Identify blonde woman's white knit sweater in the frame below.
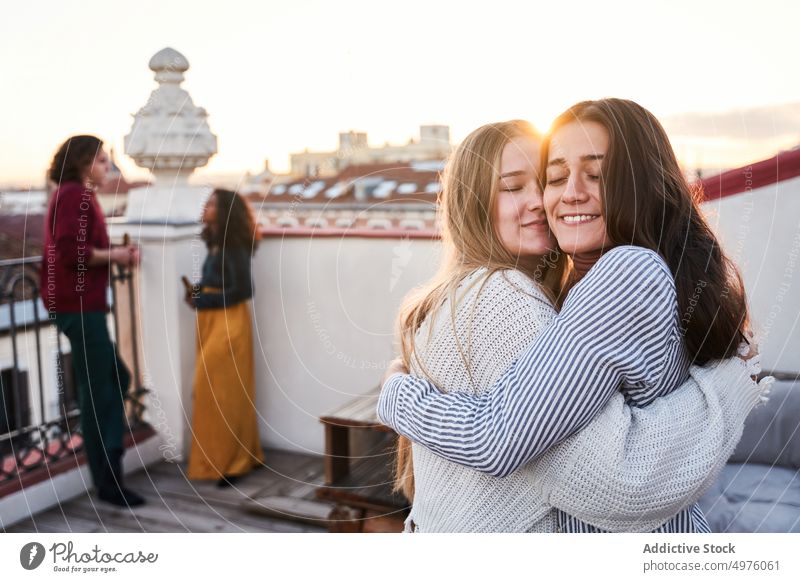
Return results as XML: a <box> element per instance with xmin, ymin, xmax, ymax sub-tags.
<box><xmin>405</xmin><ymin>268</ymin><xmax>765</xmax><ymax>532</ymax></box>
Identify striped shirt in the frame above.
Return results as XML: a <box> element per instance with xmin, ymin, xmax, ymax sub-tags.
<box><xmin>379</xmin><ymin>245</ymin><xmax>709</xmax><ymax>532</ymax></box>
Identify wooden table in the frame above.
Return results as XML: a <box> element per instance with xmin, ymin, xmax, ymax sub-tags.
<box><xmin>316</xmin><ymin>387</ymin><xmax>410</xmax><ymax>532</ymax></box>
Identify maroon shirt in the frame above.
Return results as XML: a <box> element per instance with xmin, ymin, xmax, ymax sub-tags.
<box><xmin>41</xmin><ymin>181</ymin><xmax>110</xmax><ymax>313</ymax></box>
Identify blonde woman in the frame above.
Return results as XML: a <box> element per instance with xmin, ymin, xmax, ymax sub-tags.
<box><xmin>391</xmin><ymin>119</ymin><xmax>763</xmax><ymax>532</ymax></box>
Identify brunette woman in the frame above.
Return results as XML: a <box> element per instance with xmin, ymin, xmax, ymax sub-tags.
<box><xmin>43</xmin><ymin>135</ymin><xmax>144</xmax><ymax>507</ymax></box>
<box><xmin>186</xmin><ymin>189</ymin><xmax>264</xmax><ymax>487</ymax></box>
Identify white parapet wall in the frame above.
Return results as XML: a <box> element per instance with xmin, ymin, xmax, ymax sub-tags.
<box><xmin>251</xmin><ymin>229</ymin><xmax>441</xmax><ymax>454</ymax></box>
<box><xmin>107</xmin><ymin>220</ymin><xmax>206</xmax><ymax>461</ymax></box>
<box><xmin>108</xmin><ymin>224</ymin><xmax>441</xmax><ymax>459</ymax></box>
<box><xmin>703</xmin><ymin>176</ymin><xmax>800</xmax><ymax>373</ymax></box>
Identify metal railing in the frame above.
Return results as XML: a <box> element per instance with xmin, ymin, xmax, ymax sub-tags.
<box><xmin>0</xmin><ymin>253</ymin><xmax>148</xmax><ymax>485</ymax></box>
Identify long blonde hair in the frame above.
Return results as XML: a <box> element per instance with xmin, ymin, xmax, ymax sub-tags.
<box><xmin>393</xmin><ymin>120</ymin><xmax>566</xmax><ymax>500</ymax></box>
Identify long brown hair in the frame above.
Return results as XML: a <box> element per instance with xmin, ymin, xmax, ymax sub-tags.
<box><xmin>393</xmin><ymin>120</ymin><xmax>566</xmax><ymax>500</ymax></box>
<box><xmin>201</xmin><ymin>188</ymin><xmax>261</xmax><ymax>255</ymax></box>
<box><xmin>541</xmin><ymin>99</ymin><xmax>749</xmax><ymax>363</ymax></box>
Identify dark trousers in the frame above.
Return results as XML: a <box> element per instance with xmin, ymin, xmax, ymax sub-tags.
<box><xmin>55</xmin><ymin>312</ymin><xmax>130</xmax><ymax>490</ymax></box>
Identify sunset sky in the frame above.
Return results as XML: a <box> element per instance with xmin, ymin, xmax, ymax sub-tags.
<box><xmin>1</xmin><ymin>0</ymin><xmax>798</xmax><ymax>187</ymax></box>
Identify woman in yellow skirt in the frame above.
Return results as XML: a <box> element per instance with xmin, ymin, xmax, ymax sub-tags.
<box><xmin>185</xmin><ymin>189</ymin><xmax>264</xmax><ymax>487</ymax></box>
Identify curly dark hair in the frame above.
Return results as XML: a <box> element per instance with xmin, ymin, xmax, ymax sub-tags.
<box><xmin>201</xmin><ymin>189</ymin><xmax>260</xmax><ymax>255</ymax></box>
<box><xmin>48</xmin><ymin>135</ymin><xmax>103</xmax><ymax>184</ymax></box>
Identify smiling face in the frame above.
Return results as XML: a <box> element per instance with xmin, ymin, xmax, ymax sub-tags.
<box><xmin>543</xmin><ymin>121</ymin><xmax>611</xmax><ymax>255</ymax></box>
<box><xmin>494</xmin><ymin>136</ymin><xmax>554</xmax><ymax>260</ymax></box>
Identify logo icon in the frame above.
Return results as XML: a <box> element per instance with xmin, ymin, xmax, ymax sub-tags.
<box><xmin>390</xmin><ymin>236</ymin><xmax>413</xmax><ymax>292</ymax></box>
<box><xmin>20</xmin><ymin>542</ymin><xmax>46</xmax><ymax>570</ymax></box>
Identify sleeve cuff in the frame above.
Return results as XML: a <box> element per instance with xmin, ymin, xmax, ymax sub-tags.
<box><xmin>377</xmin><ymin>373</ymin><xmax>406</xmax><ymax>428</ymax></box>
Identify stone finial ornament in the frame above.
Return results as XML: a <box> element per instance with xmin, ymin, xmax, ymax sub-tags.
<box><xmin>124</xmin><ymin>47</ymin><xmax>217</xmax><ymax>185</ymax></box>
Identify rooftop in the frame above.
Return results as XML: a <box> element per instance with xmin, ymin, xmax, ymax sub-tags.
<box><xmin>259</xmin><ymin>161</ymin><xmax>442</xmax><ymax>204</ymax></box>
<box><xmin>5</xmin><ymin>448</ymin><xmax>328</xmax><ymax>533</ymax></box>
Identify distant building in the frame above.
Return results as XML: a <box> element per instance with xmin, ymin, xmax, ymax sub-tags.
<box><xmin>241</xmin><ymin>159</ymin><xmax>275</xmax><ymax>197</ymax></box>
<box><xmin>0</xmin><ymin>212</ymin><xmax>44</xmax><ymax>260</ymax></box>
<box><xmin>289</xmin><ymin>125</ymin><xmax>451</xmax><ymax>178</ymax></box>
<box><xmin>248</xmin><ymin>160</ymin><xmax>443</xmax><ymax>231</ymax></box>
<box><xmin>0</xmin><ymin>190</ymin><xmax>46</xmax><ymax>216</ymax></box>
<box><xmin>95</xmin><ymin>148</ymin><xmax>151</xmax><ymax>216</ymax></box>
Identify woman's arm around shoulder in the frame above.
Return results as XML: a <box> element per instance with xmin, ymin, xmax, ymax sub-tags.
<box><xmin>533</xmin><ymin>355</ymin><xmax>771</xmax><ymax>531</ymax></box>
<box><xmin>378</xmin><ymin>245</ymin><xmax>681</xmax><ymax>477</ymax></box>
<box><xmin>454</xmin><ymin>269</ymin><xmax>557</xmax><ymax>392</ymax></box>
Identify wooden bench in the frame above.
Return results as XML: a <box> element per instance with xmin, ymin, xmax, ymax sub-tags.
<box><xmin>316</xmin><ymin>387</ymin><xmax>410</xmax><ymax>532</ymax></box>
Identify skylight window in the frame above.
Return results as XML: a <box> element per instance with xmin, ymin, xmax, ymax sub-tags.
<box><xmin>372</xmin><ymin>180</ymin><xmax>398</xmax><ymax>198</ymax></box>
<box><xmin>303</xmin><ymin>180</ymin><xmax>326</xmax><ymax>198</ymax></box>
<box><xmin>325</xmin><ymin>183</ymin><xmax>346</xmax><ymax>198</ymax></box>
<box><xmin>411</xmin><ymin>160</ymin><xmax>446</xmax><ymax>172</ymax></box>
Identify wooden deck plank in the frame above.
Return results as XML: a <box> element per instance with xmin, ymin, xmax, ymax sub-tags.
<box><xmin>317</xmin><ymin>452</ymin><xmax>410</xmax><ymax>513</ymax></box>
<box><xmin>242</xmin><ymin>456</ymin><xmax>325</xmax><ymax>501</ymax></box>
<box><xmin>128</xmin><ymin>464</ymin><xmax>270</xmax><ymax>506</ymax></box>
<box><xmin>21</xmin><ymin>483</ymin><xmax>319</xmax><ymax>533</ymax></box>
<box><xmin>4</xmin><ymin>448</ymin><xmax>328</xmax><ymax>533</ymax></box>
<box><xmin>17</xmin><ymin>512</ymin><xmax>105</xmax><ymax>534</ymax></box>
<box><xmin>242</xmin><ymin>495</ymin><xmax>334</xmax><ymax>528</ymax></box>
<box><xmin>128</xmin><ymin>450</ymin><xmax>324</xmax><ymax>506</ymax></box>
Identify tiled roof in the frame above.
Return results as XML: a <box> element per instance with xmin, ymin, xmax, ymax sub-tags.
<box><xmin>254</xmin><ymin>162</ymin><xmax>442</xmax><ymax>205</ymax></box>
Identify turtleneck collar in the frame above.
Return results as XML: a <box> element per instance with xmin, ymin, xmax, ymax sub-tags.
<box><xmin>570</xmin><ymin>248</ymin><xmax>607</xmax><ymax>281</ymax></box>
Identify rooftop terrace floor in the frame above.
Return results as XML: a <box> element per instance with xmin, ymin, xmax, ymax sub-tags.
<box><xmin>4</xmin><ymin>449</ymin><xmax>329</xmax><ymax>533</ymax></box>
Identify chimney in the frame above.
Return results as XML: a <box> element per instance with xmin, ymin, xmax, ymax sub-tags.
<box><xmin>419</xmin><ymin>125</ymin><xmax>450</xmax><ymax>145</ymax></box>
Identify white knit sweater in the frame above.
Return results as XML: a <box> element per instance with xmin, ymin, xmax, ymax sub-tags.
<box><xmin>407</xmin><ymin>268</ymin><xmax>767</xmax><ymax>532</ymax></box>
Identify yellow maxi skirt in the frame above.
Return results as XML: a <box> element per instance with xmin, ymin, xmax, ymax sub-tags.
<box><xmin>187</xmin><ymin>299</ymin><xmax>265</xmax><ymax>480</ymax></box>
